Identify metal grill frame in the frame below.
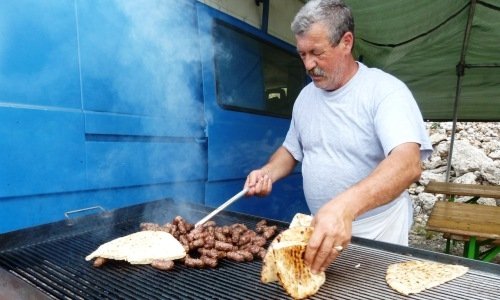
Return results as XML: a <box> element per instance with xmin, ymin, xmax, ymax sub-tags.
<box><xmin>1</xmin><ymin>199</ymin><xmax>499</xmax><ymax>300</ymax></box>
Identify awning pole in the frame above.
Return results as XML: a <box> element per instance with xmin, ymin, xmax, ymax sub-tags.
<box><xmin>445</xmin><ymin>0</ymin><xmax>477</xmax><ymax>182</ymax></box>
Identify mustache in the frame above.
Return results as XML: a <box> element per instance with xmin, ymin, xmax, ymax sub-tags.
<box><xmin>308</xmin><ymin>67</ymin><xmax>325</xmax><ymax>77</ymax></box>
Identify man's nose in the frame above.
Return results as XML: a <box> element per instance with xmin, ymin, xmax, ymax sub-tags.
<box><xmin>302</xmin><ymin>55</ymin><xmax>316</xmax><ymax>71</ymax></box>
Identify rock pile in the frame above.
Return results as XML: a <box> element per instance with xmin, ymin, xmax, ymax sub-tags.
<box><xmin>410</xmin><ymin>122</ymin><xmax>500</xmax><ymax>219</ymax></box>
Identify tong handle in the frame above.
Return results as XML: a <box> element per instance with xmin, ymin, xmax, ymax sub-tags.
<box><xmin>195</xmin><ymin>188</ymin><xmax>248</xmax><ymax>228</ymax></box>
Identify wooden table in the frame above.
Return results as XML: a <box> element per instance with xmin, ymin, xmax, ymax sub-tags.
<box><xmin>426</xmin><ymin>201</ymin><xmax>500</xmax><ymax>261</ymax></box>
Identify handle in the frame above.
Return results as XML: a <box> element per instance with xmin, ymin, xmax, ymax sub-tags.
<box><xmin>64</xmin><ymin>206</ymin><xmax>107</xmax><ymax>226</ymax></box>
<box><xmin>195</xmin><ymin>188</ymin><xmax>248</xmax><ymax>228</ymax></box>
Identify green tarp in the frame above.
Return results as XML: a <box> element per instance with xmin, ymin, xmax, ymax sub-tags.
<box><xmin>346</xmin><ymin>0</ymin><xmax>500</xmax><ymax>121</ymax></box>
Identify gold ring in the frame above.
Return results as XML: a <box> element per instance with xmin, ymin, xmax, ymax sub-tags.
<box><xmin>334</xmin><ymin>245</ymin><xmax>343</xmax><ymax>252</ymax></box>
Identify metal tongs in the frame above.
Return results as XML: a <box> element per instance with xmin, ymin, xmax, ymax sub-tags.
<box><xmin>195</xmin><ymin>188</ymin><xmax>249</xmax><ymax>228</ymax></box>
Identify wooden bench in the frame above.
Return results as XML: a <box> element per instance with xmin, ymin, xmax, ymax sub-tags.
<box><xmin>424</xmin><ymin>181</ymin><xmax>500</xmax><ymax>202</ymax></box>
<box><xmin>424</xmin><ymin>181</ymin><xmax>500</xmax><ymax>262</ymax></box>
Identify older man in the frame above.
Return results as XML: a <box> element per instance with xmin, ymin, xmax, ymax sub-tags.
<box><xmin>245</xmin><ymin>0</ymin><xmax>432</xmax><ymax>274</ymax></box>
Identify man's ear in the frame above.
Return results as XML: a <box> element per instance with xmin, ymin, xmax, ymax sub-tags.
<box><xmin>341</xmin><ymin>32</ymin><xmax>354</xmax><ymax>51</ymax></box>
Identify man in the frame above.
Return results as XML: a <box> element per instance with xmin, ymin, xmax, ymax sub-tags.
<box><xmin>245</xmin><ymin>0</ymin><xmax>432</xmax><ymax>274</ymax></box>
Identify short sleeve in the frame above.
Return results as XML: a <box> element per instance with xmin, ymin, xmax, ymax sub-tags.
<box><xmin>374</xmin><ymin>86</ymin><xmax>433</xmax><ymax>160</ymax></box>
<box><xmin>283</xmin><ymin>117</ymin><xmax>304</xmax><ymax>162</ymax></box>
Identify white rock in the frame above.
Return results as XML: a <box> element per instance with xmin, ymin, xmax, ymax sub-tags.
<box><xmin>453</xmin><ymin>172</ymin><xmax>478</xmax><ymax>184</ymax></box>
<box><xmin>451</xmin><ymin>140</ymin><xmax>493</xmax><ymax>176</ymax></box>
<box><xmin>488</xmin><ymin>150</ymin><xmax>500</xmax><ymax>159</ymax></box>
<box><xmin>481</xmin><ymin>164</ymin><xmax>500</xmax><ymax>185</ymax></box>
<box><xmin>418</xmin><ymin>193</ymin><xmax>438</xmax><ymax>212</ymax></box>
<box><xmin>477</xmin><ymin>198</ymin><xmax>498</xmax><ymax>206</ymax></box>
<box><xmin>430</xmin><ymin>133</ymin><xmax>448</xmax><ymax>145</ymax></box>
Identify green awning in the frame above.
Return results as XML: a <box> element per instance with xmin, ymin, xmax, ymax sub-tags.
<box><xmin>346</xmin><ymin>0</ymin><xmax>500</xmax><ymax>121</ymax></box>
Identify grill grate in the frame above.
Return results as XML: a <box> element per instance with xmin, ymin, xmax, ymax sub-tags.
<box><xmin>0</xmin><ymin>199</ymin><xmax>499</xmax><ymax>300</ymax></box>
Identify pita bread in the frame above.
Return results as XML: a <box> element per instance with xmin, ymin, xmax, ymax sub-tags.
<box><xmin>261</xmin><ymin>233</ymin><xmax>281</xmax><ymax>283</ymax></box>
<box><xmin>386</xmin><ymin>260</ymin><xmax>468</xmax><ymax>295</ymax></box>
<box><xmin>273</xmin><ymin>242</ymin><xmax>325</xmax><ymax>299</ymax></box>
<box><xmin>85</xmin><ymin>231</ymin><xmax>186</xmax><ymax>264</ymax></box>
<box><xmin>261</xmin><ymin>226</ymin><xmax>314</xmax><ymax>283</ymax></box>
<box><xmin>261</xmin><ymin>226</ymin><xmax>324</xmax><ymax>299</ymax></box>
<box><xmin>289</xmin><ymin>213</ymin><xmax>313</xmax><ymax>228</ymax></box>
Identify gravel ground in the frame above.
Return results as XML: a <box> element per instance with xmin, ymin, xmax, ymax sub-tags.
<box><xmin>409</xmin><ymin>216</ymin><xmax>500</xmax><ymax>264</ymax></box>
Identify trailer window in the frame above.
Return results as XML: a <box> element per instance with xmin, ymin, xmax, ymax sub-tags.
<box><xmin>213</xmin><ymin>22</ymin><xmax>306</xmax><ymax>118</ymax></box>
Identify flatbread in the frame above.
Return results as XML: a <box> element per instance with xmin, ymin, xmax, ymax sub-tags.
<box><xmin>261</xmin><ymin>226</ymin><xmax>313</xmax><ymax>283</ymax></box>
<box><xmin>261</xmin><ymin>233</ymin><xmax>281</xmax><ymax>283</ymax></box>
<box><xmin>289</xmin><ymin>213</ymin><xmax>313</xmax><ymax>228</ymax></box>
<box><xmin>386</xmin><ymin>260</ymin><xmax>469</xmax><ymax>295</ymax></box>
<box><xmin>261</xmin><ymin>226</ymin><xmax>324</xmax><ymax>299</ymax></box>
<box><xmin>273</xmin><ymin>242</ymin><xmax>325</xmax><ymax>299</ymax></box>
<box><xmin>85</xmin><ymin>231</ymin><xmax>186</xmax><ymax>264</ymax></box>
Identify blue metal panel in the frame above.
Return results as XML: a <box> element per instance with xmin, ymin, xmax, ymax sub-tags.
<box><xmin>0</xmin><ymin>106</ymin><xmax>86</xmax><ymax>198</ymax></box>
<box><xmin>85</xmin><ymin>140</ymin><xmax>206</xmax><ymax>189</ymax></box>
<box><xmin>76</xmin><ymin>0</ymin><xmax>203</xmax><ymax>118</ymax></box>
<box><xmin>84</xmin><ymin>112</ymin><xmax>204</xmax><ymax>139</ymax></box>
<box><xmin>0</xmin><ymin>0</ymin><xmax>80</xmax><ymax>108</ymax></box>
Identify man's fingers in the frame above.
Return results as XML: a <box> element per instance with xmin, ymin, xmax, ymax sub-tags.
<box><xmin>319</xmin><ymin>247</ymin><xmax>340</xmax><ymax>273</ymax></box>
<box><xmin>310</xmin><ymin>236</ymin><xmax>334</xmax><ymax>274</ymax></box>
<box><xmin>304</xmin><ymin>234</ymin><xmax>321</xmax><ymax>267</ymax></box>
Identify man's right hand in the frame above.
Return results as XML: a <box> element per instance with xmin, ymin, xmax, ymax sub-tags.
<box><xmin>245</xmin><ymin>169</ymin><xmax>272</xmax><ymax>197</ymax></box>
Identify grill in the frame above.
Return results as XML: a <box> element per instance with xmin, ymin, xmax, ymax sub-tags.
<box><xmin>1</xmin><ymin>199</ymin><xmax>499</xmax><ymax>300</ymax></box>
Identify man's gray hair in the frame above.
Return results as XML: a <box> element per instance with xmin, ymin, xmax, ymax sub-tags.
<box><xmin>291</xmin><ymin>0</ymin><xmax>354</xmax><ymax>45</ymax></box>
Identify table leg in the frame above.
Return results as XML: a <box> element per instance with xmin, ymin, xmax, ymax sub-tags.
<box><xmin>481</xmin><ymin>246</ymin><xmax>500</xmax><ymax>262</ymax></box>
<box><xmin>467</xmin><ymin>236</ymin><xmax>477</xmax><ymax>259</ymax></box>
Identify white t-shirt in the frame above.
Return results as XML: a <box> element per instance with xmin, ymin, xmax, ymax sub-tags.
<box><xmin>283</xmin><ymin>62</ymin><xmax>432</xmax><ymax>220</ymax></box>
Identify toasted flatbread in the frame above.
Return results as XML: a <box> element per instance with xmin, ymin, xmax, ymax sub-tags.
<box><xmin>261</xmin><ymin>233</ymin><xmax>281</xmax><ymax>283</ymax></box>
<box><xmin>386</xmin><ymin>260</ymin><xmax>468</xmax><ymax>295</ymax></box>
<box><xmin>85</xmin><ymin>231</ymin><xmax>186</xmax><ymax>264</ymax></box>
<box><xmin>289</xmin><ymin>213</ymin><xmax>313</xmax><ymax>228</ymax></box>
<box><xmin>261</xmin><ymin>226</ymin><xmax>314</xmax><ymax>283</ymax></box>
<box><xmin>273</xmin><ymin>242</ymin><xmax>325</xmax><ymax>299</ymax></box>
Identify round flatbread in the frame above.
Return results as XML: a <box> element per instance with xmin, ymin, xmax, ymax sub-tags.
<box><xmin>386</xmin><ymin>260</ymin><xmax>468</xmax><ymax>295</ymax></box>
<box><xmin>85</xmin><ymin>231</ymin><xmax>186</xmax><ymax>264</ymax></box>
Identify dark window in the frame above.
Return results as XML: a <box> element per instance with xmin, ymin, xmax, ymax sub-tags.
<box><xmin>213</xmin><ymin>21</ymin><xmax>306</xmax><ymax>118</ymax></box>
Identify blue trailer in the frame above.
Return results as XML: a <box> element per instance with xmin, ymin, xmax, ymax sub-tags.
<box><xmin>0</xmin><ymin>0</ymin><xmax>309</xmax><ymax>233</ymax></box>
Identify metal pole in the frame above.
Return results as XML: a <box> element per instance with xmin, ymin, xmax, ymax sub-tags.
<box><xmin>445</xmin><ymin>0</ymin><xmax>477</xmax><ymax>182</ymax></box>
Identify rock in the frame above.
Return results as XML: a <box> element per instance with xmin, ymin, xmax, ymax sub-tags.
<box><xmin>477</xmin><ymin>198</ymin><xmax>497</xmax><ymax>206</ymax></box>
<box><xmin>429</xmin><ymin>133</ymin><xmax>448</xmax><ymax>145</ymax></box>
<box><xmin>418</xmin><ymin>193</ymin><xmax>437</xmax><ymax>214</ymax></box>
<box><xmin>481</xmin><ymin>163</ymin><xmax>500</xmax><ymax>185</ymax></box>
<box><xmin>489</xmin><ymin>150</ymin><xmax>500</xmax><ymax>159</ymax></box>
<box><xmin>453</xmin><ymin>172</ymin><xmax>478</xmax><ymax>184</ymax></box>
<box><xmin>451</xmin><ymin>140</ymin><xmax>493</xmax><ymax>177</ymax></box>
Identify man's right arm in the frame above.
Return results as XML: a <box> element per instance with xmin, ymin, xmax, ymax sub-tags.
<box><xmin>245</xmin><ymin>146</ymin><xmax>297</xmax><ymax>196</ymax></box>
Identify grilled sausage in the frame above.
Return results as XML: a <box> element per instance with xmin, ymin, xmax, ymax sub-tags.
<box><xmin>252</xmin><ymin>236</ymin><xmax>267</xmax><ymax>247</ymax></box>
<box><xmin>185</xmin><ymin>257</ymin><xmax>205</xmax><ymax>268</ymax></box>
<box><xmin>93</xmin><ymin>257</ymin><xmax>107</xmax><ymax>267</ymax></box>
<box><xmin>215</xmin><ymin>241</ymin><xmax>234</xmax><ymax>251</ymax></box>
<box><xmin>200</xmin><ymin>256</ymin><xmax>218</xmax><ymax>268</ymax></box>
<box><xmin>226</xmin><ymin>251</ymin><xmax>245</xmax><ymax>262</ymax></box>
<box><xmin>191</xmin><ymin>238</ymin><xmax>205</xmax><ymax>249</ymax></box>
<box><xmin>203</xmin><ymin>236</ymin><xmax>215</xmax><ymax>249</ymax></box>
<box><xmin>151</xmin><ymin>259</ymin><xmax>175</xmax><ymax>271</ymax></box>
<box><xmin>238</xmin><ymin>250</ymin><xmax>254</xmax><ymax>262</ymax></box>
<box><xmin>198</xmin><ymin>248</ymin><xmax>219</xmax><ymax>258</ymax></box>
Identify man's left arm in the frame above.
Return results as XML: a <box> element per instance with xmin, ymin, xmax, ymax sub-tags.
<box><xmin>305</xmin><ymin>142</ymin><xmax>422</xmax><ymax>273</ymax></box>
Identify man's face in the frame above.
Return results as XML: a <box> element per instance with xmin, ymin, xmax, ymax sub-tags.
<box><xmin>296</xmin><ymin>23</ymin><xmax>347</xmax><ymax>91</ymax></box>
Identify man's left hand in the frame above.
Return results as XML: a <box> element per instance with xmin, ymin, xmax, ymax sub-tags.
<box><xmin>304</xmin><ymin>198</ymin><xmax>354</xmax><ymax>274</ymax></box>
